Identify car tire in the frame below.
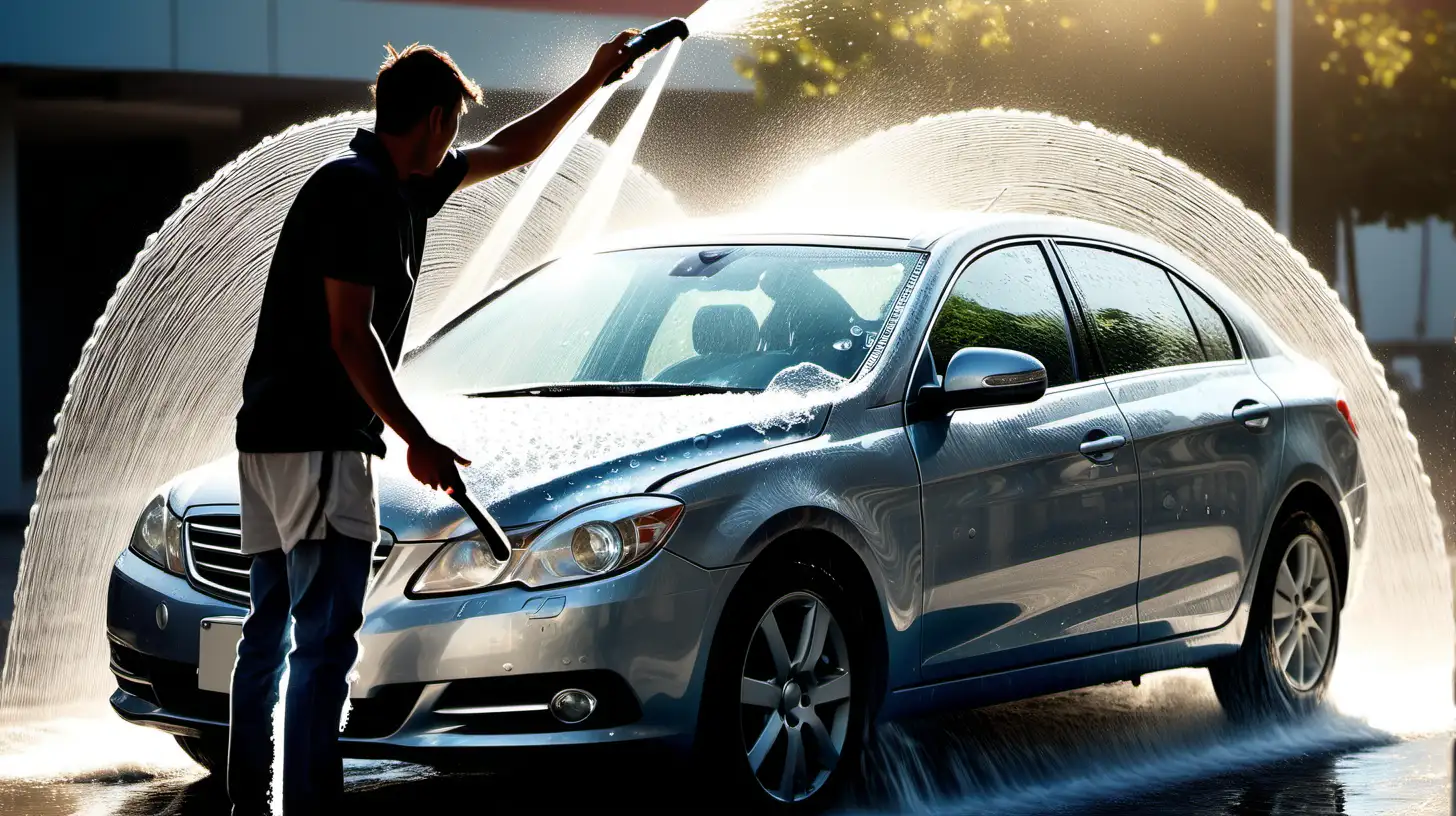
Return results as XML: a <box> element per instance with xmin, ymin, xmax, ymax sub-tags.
<box><xmin>695</xmin><ymin>550</ymin><xmax>872</xmax><ymax>812</ymax></box>
<box><xmin>175</xmin><ymin>734</ymin><xmax>228</xmax><ymax>775</ymax></box>
<box><xmin>1210</xmin><ymin>512</ymin><xmax>1342</xmax><ymax>720</ymax></box>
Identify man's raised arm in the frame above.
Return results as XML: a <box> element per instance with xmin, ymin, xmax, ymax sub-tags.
<box><xmin>458</xmin><ymin>30</ymin><xmax>638</xmax><ymax>188</ymax></box>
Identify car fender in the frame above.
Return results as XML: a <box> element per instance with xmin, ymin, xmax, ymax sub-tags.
<box><xmin>657</xmin><ymin>404</ymin><xmax>924</xmax><ymax>691</ymax></box>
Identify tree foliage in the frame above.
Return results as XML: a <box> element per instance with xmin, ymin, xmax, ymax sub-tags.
<box><xmin>731</xmin><ymin>0</ymin><xmax>1455</xmax><ymax>224</ymax></box>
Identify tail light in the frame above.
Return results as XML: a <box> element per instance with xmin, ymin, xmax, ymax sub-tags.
<box><xmin>1336</xmin><ymin>398</ymin><xmax>1358</xmax><ymax>437</ymax></box>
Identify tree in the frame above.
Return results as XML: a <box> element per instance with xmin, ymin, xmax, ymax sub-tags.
<box><xmin>730</xmin><ymin>0</ymin><xmax>1455</xmax><ymax>227</ymax></box>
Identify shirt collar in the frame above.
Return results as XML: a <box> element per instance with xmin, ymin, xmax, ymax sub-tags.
<box><xmin>349</xmin><ymin>128</ymin><xmax>401</xmax><ymax>183</ymax></box>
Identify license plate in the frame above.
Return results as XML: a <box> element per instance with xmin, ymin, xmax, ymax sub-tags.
<box><xmin>198</xmin><ymin>616</ymin><xmax>244</xmax><ymax>694</ymax></box>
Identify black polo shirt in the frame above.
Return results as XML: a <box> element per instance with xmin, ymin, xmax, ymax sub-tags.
<box><xmin>236</xmin><ymin>129</ymin><xmax>468</xmax><ymax>457</ymax></box>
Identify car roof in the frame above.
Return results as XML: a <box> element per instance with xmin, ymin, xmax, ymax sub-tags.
<box><xmin>590</xmin><ymin>210</ymin><xmax>1003</xmax><ymax>253</ymax></box>
<box><xmin>587</xmin><ymin>210</ymin><xmax>1188</xmax><ymax>255</ymax></box>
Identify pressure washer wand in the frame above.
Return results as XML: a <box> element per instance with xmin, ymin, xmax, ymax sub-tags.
<box><xmin>603</xmin><ymin>17</ymin><xmax>691</xmax><ymax>86</ymax></box>
<box><xmin>449</xmin><ymin>486</ymin><xmax>512</xmax><ymax>562</ymax></box>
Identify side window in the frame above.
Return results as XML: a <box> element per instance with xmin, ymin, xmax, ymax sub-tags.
<box><xmin>1057</xmin><ymin>245</ymin><xmax>1204</xmax><ymax>376</ymax></box>
<box><xmin>1173</xmin><ymin>277</ymin><xmax>1238</xmax><ymax>362</ymax></box>
<box><xmin>928</xmin><ymin>244</ymin><xmax>1076</xmax><ymax>387</ymax></box>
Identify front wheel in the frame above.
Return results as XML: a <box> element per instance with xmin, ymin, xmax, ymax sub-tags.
<box><xmin>696</xmin><ymin>556</ymin><xmax>871</xmax><ymax>811</ymax></box>
<box><xmin>1210</xmin><ymin>513</ymin><xmax>1342</xmax><ymax>720</ymax></box>
<box><xmin>175</xmin><ymin>733</ymin><xmax>228</xmax><ymax>775</ymax></box>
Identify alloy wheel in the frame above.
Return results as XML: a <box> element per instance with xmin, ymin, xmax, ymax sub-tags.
<box><xmin>739</xmin><ymin>591</ymin><xmax>852</xmax><ymax>803</ymax></box>
<box><xmin>1273</xmin><ymin>533</ymin><xmax>1336</xmax><ymax>691</ymax></box>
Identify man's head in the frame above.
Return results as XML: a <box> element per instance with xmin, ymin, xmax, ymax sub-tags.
<box><xmin>372</xmin><ymin>43</ymin><xmax>483</xmax><ymax>175</ymax></box>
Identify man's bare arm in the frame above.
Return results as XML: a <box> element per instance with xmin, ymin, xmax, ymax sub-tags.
<box><xmin>459</xmin><ymin>30</ymin><xmax>637</xmax><ymax>188</ymax></box>
<box><xmin>324</xmin><ymin>278</ymin><xmax>469</xmax><ymax>491</ymax></box>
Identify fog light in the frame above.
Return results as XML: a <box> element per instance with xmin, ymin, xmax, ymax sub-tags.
<box><xmin>550</xmin><ymin>689</ymin><xmax>597</xmax><ymax>724</ymax></box>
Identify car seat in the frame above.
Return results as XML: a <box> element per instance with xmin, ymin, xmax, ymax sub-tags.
<box><xmin>653</xmin><ymin>304</ymin><xmax>760</xmax><ymax>384</ymax></box>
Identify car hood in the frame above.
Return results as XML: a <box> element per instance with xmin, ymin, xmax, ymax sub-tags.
<box><xmin>168</xmin><ymin>388</ymin><xmax>835</xmax><ymax>541</ymax></box>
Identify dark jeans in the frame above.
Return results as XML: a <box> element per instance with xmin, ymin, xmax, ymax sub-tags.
<box><xmin>228</xmin><ymin>532</ymin><xmax>372</xmax><ymax>815</ymax></box>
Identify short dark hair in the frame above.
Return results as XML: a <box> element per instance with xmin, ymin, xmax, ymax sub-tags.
<box><xmin>371</xmin><ymin>43</ymin><xmax>484</xmax><ymax>135</ymax></box>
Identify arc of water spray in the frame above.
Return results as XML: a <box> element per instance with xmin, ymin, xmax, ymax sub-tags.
<box><xmin>425</xmin><ymin>83</ymin><xmax>622</xmax><ymax>334</ymax></box>
<box><xmin>551</xmin><ymin>40</ymin><xmax>684</xmax><ymax>256</ymax></box>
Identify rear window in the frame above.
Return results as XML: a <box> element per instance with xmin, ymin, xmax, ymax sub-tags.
<box><xmin>1057</xmin><ymin>244</ymin><xmax>1204</xmax><ymax>376</ymax></box>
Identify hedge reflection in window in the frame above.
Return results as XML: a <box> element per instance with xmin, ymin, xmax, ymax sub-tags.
<box><xmin>928</xmin><ymin>244</ymin><xmax>1076</xmax><ymax>388</ymax></box>
<box><xmin>1057</xmin><ymin>245</ymin><xmax>1205</xmax><ymax>376</ymax></box>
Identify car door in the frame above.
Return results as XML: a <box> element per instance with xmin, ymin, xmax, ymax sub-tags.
<box><xmin>909</xmin><ymin>242</ymin><xmax>1142</xmax><ymax>682</ymax></box>
<box><xmin>1054</xmin><ymin>242</ymin><xmax>1283</xmax><ymax>642</ymax></box>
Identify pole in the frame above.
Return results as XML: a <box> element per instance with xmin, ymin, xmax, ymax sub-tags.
<box><xmin>1275</xmin><ymin>0</ymin><xmax>1293</xmax><ymax>237</ymax></box>
<box><xmin>1416</xmin><ymin>219</ymin><xmax>1432</xmax><ymax>339</ymax></box>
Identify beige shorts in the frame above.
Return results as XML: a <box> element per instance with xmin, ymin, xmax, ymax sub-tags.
<box><xmin>238</xmin><ymin>451</ymin><xmax>379</xmax><ymax>555</ymax></box>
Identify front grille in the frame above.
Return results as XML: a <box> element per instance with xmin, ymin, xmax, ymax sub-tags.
<box><xmin>185</xmin><ymin>513</ymin><xmax>394</xmax><ymax>602</ymax></box>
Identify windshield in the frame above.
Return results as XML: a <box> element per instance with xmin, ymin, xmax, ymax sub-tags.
<box><xmin>404</xmin><ymin>245</ymin><xmax>923</xmax><ymax>394</ymax></box>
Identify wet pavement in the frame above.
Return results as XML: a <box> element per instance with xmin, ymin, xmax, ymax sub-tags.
<box><xmin>0</xmin><ymin>735</ymin><xmax>1445</xmax><ymax>815</ymax></box>
<box><xmin>0</xmin><ymin>688</ymin><xmax>1446</xmax><ymax>815</ymax></box>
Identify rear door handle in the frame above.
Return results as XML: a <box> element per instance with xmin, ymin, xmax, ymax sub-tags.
<box><xmin>1080</xmin><ymin>432</ymin><xmax>1127</xmax><ymax>464</ymax></box>
<box><xmin>1233</xmin><ymin>401</ymin><xmax>1271</xmax><ymax>431</ymax></box>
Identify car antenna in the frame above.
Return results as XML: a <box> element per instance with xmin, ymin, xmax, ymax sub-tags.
<box><xmin>981</xmin><ymin>187</ymin><xmax>1009</xmax><ymax>213</ymax></box>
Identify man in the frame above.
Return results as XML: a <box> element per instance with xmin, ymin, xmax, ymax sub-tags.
<box><xmin>229</xmin><ymin>32</ymin><xmax>641</xmax><ymax>814</ymax></box>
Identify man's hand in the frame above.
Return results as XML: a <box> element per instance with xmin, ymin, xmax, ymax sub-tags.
<box><xmin>407</xmin><ymin>437</ymin><xmax>472</xmax><ymax>494</ymax></box>
<box><xmin>591</xmin><ymin>29</ymin><xmax>640</xmax><ymax>86</ymax></box>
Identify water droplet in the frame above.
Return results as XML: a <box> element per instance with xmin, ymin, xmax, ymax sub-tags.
<box><xmin>629</xmin><ymin>459</ymin><xmax>641</xmax><ymax>469</ymax></box>
<box><xmin>833</xmin><ymin>339</ymin><xmax>853</xmax><ymax>351</ymax></box>
<box><xmin>850</xmin><ymin>325</ymin><xmax>864</xmax><ymax>337</ymax></box>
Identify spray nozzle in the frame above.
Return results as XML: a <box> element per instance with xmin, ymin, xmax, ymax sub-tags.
<box><xmin>603</xmin><ymin>17</ymin><xmax>691</xmax><ymax>86</ymax></box>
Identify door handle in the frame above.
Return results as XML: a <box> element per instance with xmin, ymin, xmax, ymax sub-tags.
<box><xmin>1080</xmin><ymin>432</ymin><xmax>1127</xmax><ymax>463</ymax></box>
<box><xmin>1233</xmin><ymin>401</ymin><xmax>1271</xmax><ymax>431</ymax></box>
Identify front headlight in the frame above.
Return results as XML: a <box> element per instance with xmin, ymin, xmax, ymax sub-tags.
<box><xmin>130</xmin><ymin>494</ymin><xmax>185</xmax><ymax>575</ymax></box>
<box><xmin>410</xmin><ymin>496</ymin><xmax>684</xmax><ymax>596</ymax></box>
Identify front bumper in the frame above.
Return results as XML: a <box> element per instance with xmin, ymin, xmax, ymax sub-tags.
<box><xmin>106</xmin><ymin>543</ymin><xmax>744</xmax><ymax>757</ymax></box>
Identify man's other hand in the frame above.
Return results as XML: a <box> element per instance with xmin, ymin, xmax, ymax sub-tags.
<box><xmin>407</xmin><ymin>437</ymin><xmax>471</xmax><ymax>494</ymax></box>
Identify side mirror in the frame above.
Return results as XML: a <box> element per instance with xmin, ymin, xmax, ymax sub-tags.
<box><xmin>919</xmin><ymin>347</ymin><xmax>1048</xmax><ymax>415</ymax></box>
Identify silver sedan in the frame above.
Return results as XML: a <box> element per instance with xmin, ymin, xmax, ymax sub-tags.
<box><xmin>106</xmin><ymin>213</ymin><xmax>1365</xmax><ymax>809</ymax></box>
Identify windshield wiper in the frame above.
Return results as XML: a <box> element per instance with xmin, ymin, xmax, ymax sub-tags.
<box><xmin>467</xmin><ymin>382</ymin><xmax>761</xmax><ymax>398</ymax></box>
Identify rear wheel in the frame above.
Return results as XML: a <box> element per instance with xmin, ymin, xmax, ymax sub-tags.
<box><xmin>697</xmin><ymin>555</ymin><xmax>871</xmax><ymax>811</ymax></box>
<box><xmin>1210</xmin><ymin>513</ymin><xmax>1342</xmax><ymax>720</ymax></box>
<box><xmin>175</xmin><ymin>734</ymin><xmax>228</xmax><ymax>775</ymax></box>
